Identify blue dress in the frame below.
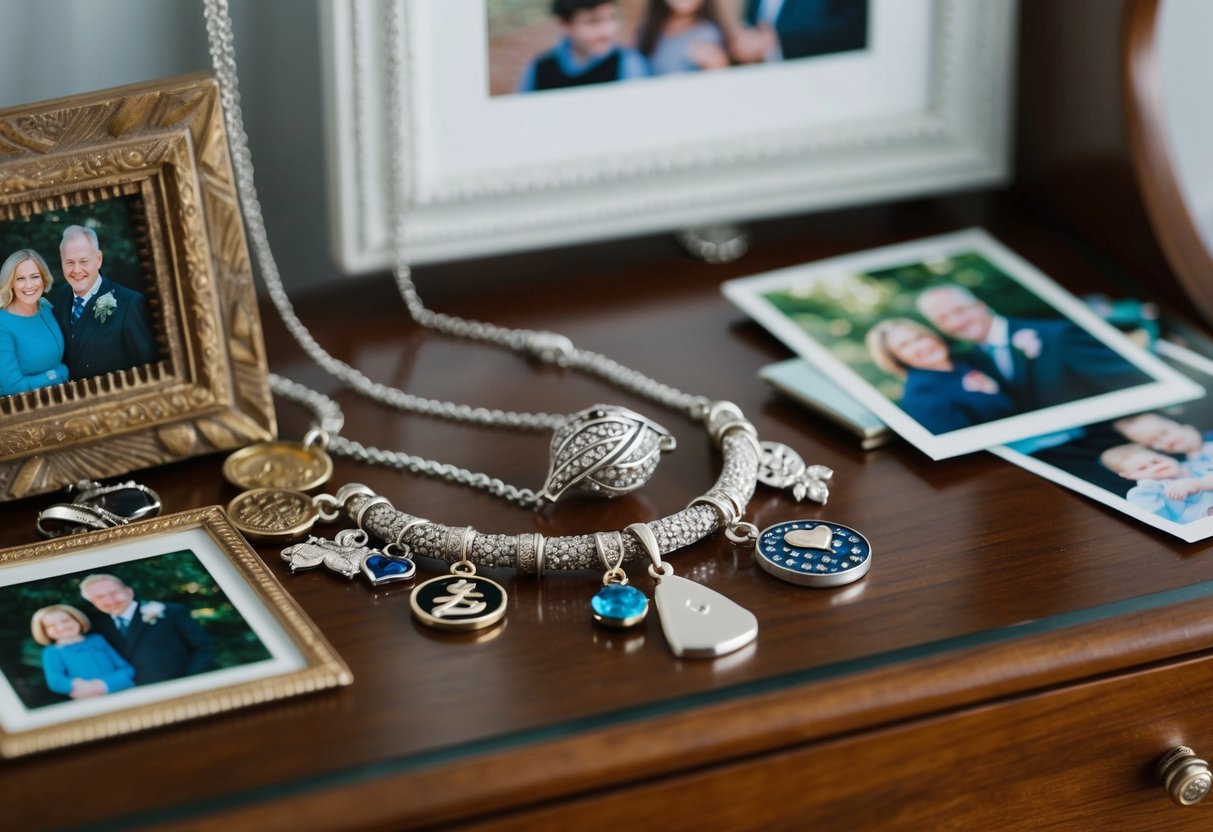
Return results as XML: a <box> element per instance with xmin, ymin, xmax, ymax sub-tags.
<box><xmin>41</xmin><ymin>633</ymin><xmax>135</xmax><ymax>696</ymax></box>
<box><xmin>0</xmin><ymin>298</ymin><xmax>68</xmax><ymax>394</ymax></box>
<box><xmin>900</xmin><ymin>363</ymin><xmax>1017</xmax><ymax>434</ymax></box>
<box><xmin>645</xmin><ymin>22</ymin><xmax>726</xmax><ymax>75</ymax></box>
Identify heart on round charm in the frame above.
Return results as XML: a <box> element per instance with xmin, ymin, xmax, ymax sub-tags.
<box><xmin>360</xmin><ymin>551</ymin><xmax>416</xmax><ymax>586</ymax></box>
<box><xmin>755</xmin><ymin>521</ymin><xmax>871</xmax><ymax>588</ymax></box>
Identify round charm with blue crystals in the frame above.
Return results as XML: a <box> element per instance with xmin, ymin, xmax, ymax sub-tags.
<box><xmin>591</xmin><ymin>584</ymin><xmax>649</xmax><ymax>629</ymax></box>
<box><xmin>755</xmin><ymin>520</ymin><xmax>871</xmax><ymax>588</ymax></box>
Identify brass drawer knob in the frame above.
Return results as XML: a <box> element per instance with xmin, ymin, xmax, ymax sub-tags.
<box><xmin>1157</xmin><ymin>746</ymin><xmax>1212</xmax><ymax>806</ymax></box>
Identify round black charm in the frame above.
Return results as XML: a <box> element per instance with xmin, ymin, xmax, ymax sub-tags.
<box><xmin>410</xmin><ymin>572</ymin><xmax>508</xmax><ymax>632</ymax></box>
<box><xmin>755</xmin><ymin>520</ymin><xmax>871</xmax><ymax>588</ymax></box>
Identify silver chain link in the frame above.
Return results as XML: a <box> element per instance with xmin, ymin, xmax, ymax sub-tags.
<box><xmin>202</xmin><ymin>0</ymin><xmax>714</xmax><ymax>503</ymax></box>
<box><xmin>268</xmin><ymin>373</ymin><xmax>543</xmax><ymax>508</ymax></box>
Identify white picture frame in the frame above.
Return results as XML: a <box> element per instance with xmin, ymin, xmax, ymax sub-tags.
<box><xmin>321</xmin><ymin>0</ymin><xmax>1019</xmax><ymax>271</ymax></box>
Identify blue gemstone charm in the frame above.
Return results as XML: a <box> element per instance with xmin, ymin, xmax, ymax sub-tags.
<box><xmin>591</xmin><ymin>584</ymin><xmax>649</xmax><ymax>629</ymax></box>
<box><xmin>755</xmin><ymin>520</ymin><xmax>871</xmax><ymax>588</ymax></box>
<box><xmin>360</xmin><ymin>551</ymin><xmax>416</xmax><ymax>586</ymax></box>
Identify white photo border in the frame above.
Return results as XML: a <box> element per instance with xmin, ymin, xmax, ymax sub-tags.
<box><xmin>321</xmin><ymin>0</ymin><xmax>1018</xmax><ymax>269</ymax></box>
<box><xmin>721</xmin><ymin>228</ymin><xmax>1205</xmax><ymax>460</ymax></box>
<box><xmin>0</xmin><ymin>507</ymin><xmax>350</xmax><ymax>758</ymax></box>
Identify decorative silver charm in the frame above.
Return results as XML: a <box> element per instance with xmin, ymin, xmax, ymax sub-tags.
<box><xmin>754</xmin><ymin>520</ymin><xmax>871</xmax><ymax>588</ymax></box>
<box><xmin>37</xmin><ymin>479</ymin><xmax>164</xmax><ymax>538</ymax></box>
<box><xmin>411</xmin><ymin>566</ymin><xmax>508</xmax><ymax>632</ymax></box>
<box><xmin>757</xmin><ymin>441</ymin><xmax>832</xmax><ymax>504</ymax></box>
<box><xmin>627</xmin><ymin>523</ymin><xmax>757</xmax><ymax>659</ymax></box>
<box><xmin>410</xmin><ymin>528</ymin><xmax>508</xmax><ymax>632</ymax></box>
<box><xmin>67</xmin><ymin>479</ymin><xmax>163</xmax><ymax>521</ymax></box>
<box><xmin>281</xmin><ymin>529</ymin><xmax>375</xmax><ymax>578</ymax></box>
<box><xmin>538</xmin><ymin>405</ymin><xmax>676</xmax><ymax>505</ymax></box>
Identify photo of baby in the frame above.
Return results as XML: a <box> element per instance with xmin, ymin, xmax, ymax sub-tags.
<box><xmin>995</xmin><ymin>343</ymin><xmax>1213</xmax><ymax>541</ymax></box>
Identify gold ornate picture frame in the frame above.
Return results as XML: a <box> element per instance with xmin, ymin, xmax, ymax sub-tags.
<box><xmin>0</xmin><ymin>74</ymin><xmax>274</xmax><ymax>500</ymax></box>
<box><xmin>0</xmin><ymin>506</ymin><xmax>351</xmax><ymax>758</ymax></box>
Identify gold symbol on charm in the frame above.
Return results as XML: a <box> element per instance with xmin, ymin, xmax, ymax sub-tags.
<box><xmin>784</xmin><ymin>526</ymin><xmax>833</xmax><ymax>550</ymax></box>
<box><xmin>431</xmin><ymin>579</ymin><xmax>488</xmax><ymax>618</ymax></box>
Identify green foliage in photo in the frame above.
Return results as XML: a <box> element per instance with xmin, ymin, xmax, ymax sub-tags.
<box><xmin>762</xmin><ymin>252</ymin><xmax>1057</xmax><ymax>401</ymax></box>
<box><xmin>0</xmin><ymin>196</ymin><xmax>145</xmax><ymax>294</ymax></box>
<box><xmin>0</xmin><ymin>550</ymin><xmax>271</xmax><ymax>710</ymax></box>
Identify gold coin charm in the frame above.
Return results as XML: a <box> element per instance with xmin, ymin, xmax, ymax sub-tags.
<box><xmin>223</xmin><ymin>440</ymin><xmax>334</xmax><ymax>492</ymax></box>
<box><xmin>227</xmin><ymin>488</ymin><xmax>320</xmax><ymax>543</ymax></box>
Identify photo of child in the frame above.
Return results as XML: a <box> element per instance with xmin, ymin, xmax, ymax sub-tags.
<box><xmin>491</xmin><ymin>0</ymin><xmax>869</xmax><ymax>96</ymax></box>
<box><xmin>516</xmin><ymin>0</ymin><xmax>651</xmax><ymax>92</ymax></box>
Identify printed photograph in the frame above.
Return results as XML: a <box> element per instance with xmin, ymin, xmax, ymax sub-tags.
<box><xmin>0</xmin><ymin>194</ymin><xmax>163</xmax><ymax>399</ymax></box>
<box><xmin>0</xmin><ymin>549</ymin><xmax>270</xmax><ymax>714</ymax></box>
<box><xmin>487</xmin><ymin>0</ymin><xmax>870</xmax><ymax>95</ymax></box>
<box><xmin>722</xmin><ymin>229</ymin><xmax>1204</xmax><ymax>459</ymax></box>
<box><xmin>994</xmin><ymin>342</ymin><xmax>1213</xmax><ymax>542</ymax></box>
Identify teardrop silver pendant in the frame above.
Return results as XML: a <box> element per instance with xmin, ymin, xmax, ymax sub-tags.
<box><xmin>625</xmin><ymin>523</ymin><xmax>757</xmax><ymax>659</ymax></box>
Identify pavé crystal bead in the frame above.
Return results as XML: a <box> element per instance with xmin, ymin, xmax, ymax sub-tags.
<box><xmin>538</xmin><ymin>405</ymin><xmax>676</xmax><ymax>504</ymax></box>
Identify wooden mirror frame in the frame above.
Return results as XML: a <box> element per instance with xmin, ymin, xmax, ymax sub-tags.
<box><xmin>1123</xmin><ymin>0</ymin><xmax>1213</xmax><ymax>323</ymax></box>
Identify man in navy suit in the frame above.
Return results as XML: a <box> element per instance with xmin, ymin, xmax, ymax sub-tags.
<box><xmin>79</xmin><ymin>574</ymin><xmax>214</xmax><ymax>689</ymax></box>
<box><xmin>917</xmin><ymin>284</ymin><xmax>1152</xmax><ymax>412</ymax></box>
<box><xmin>51</xmin><ymin>225</ymin><xmax>157</xmax><ymax>381</ymax></box>
<box><xmin>733</xmin><ymin>0</ymin><xmax>868</xmax><ymax>64</ymax></box>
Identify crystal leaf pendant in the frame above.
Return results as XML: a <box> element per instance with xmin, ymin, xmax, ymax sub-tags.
<box><xmin>538</xmin><ymin>405</ymin><xmax>676</xmax><ymax>505</ymax></box>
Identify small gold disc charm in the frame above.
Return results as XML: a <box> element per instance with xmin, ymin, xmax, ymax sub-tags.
<box><xmin>410</xmin><ymin>563</ymin><xmax>508</xmax><ymax>633</ymax></box>
<box><xmin>223</xmin><ymin>441</ymin><xmax>334</xmax><ymax>492</ymax></box>
<box><xmin>227</xmin><ymin>488</ymin><xmax>320</xmax><ymax>543</ymax></box>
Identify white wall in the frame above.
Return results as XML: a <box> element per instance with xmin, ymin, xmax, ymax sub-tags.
<box><xmin>0</xmin><ymin>0</ymin><xmax>334</xmax><ymax>291</ymax></box>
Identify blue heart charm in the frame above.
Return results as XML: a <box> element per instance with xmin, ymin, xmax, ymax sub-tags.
<box><xmin>360</xmin><ymin>551</ymin><xmax>416</xmax><ymax>586</ymax></box>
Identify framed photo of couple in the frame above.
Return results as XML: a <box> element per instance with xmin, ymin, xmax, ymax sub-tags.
<box><xmin>0</xmin><ymin>74</ymin><xmax>275</xmax><ymax>502</ymax></box>
<box><xmin>0</xmin><ymin>507</ymin><xmax>350</xmax><ymax>759</ymax></box>
<box><xmin>721</xmin><ymin>228</ymin><xmax>1203</xmax><ymax>460</ymax></box>
<box><xmin>322</xmin><ymin>0</ymin><xmax>1017</xmax><ymax>270</ymax></box>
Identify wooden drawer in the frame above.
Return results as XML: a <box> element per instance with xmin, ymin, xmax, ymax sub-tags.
<box><xmin>455</xmin><ymin>652</ymin><xmax>1213</xmax><ymax>831</ymax></box>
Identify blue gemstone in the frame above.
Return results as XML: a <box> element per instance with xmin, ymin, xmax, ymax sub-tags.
<box><xmin>591</xmin><ymin>584</ymin><xmax>648</xmax><ymax>628</ymax></box>
<box><xmin>364</xmin><ymin>553</ymin><xmax>415</xmax><ymax>581</ymax></box>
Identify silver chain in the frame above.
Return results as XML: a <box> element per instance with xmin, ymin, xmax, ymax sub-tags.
<box><xmin>201</xmin><ymin>0</ymin><xmax>713</xmax><ymax>503</ymax></box>
<box><xmin>269</xmin><ymin>373</ymin><xmax>544</xmax><ymax>508</ymax></box>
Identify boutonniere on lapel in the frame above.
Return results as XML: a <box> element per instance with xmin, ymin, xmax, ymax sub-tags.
<box><xmin>139</xmin><ymin>601</ymin><xmax>166</xmax><ymax>625</ymax></box>
<box><xmin>1011</xmin><ymin>328</ymin><xmax>1042</xmax><ymax>359</ymax></box>
<box><xmin>93</xmin><ymin>291</ymin><xmax>117</xmax><ymax>323</ymax></box>
<box><xmin>962</xmin><ymin>370</ymin><xmax>1001</xmax><ymax>395</ymax></box>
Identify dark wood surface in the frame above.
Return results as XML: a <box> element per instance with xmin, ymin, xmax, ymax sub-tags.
<box><xmin>5</xmin><ymin>196</ymin><xmax>1213</xmax><ymax>830</ymax></box>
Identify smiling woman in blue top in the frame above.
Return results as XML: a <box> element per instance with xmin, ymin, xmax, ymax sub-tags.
<box><xmin>866</xmin><ymin>317</ymin><xmax>1016</xmax><ymax>435</ymax></box>
<box><xmin>0</xmin><ymin>248</ymin><xmax>69</xmax><ymax>396</ymax></box>
<box><xmin>518</xmin><ymin>0</ymin><xmax>650</xmax><ymax>92</ymax></box>
<box><xmin>31</xmin><ymin>603</ymin><xmax>135</xmax><ymax>700</ymax></box>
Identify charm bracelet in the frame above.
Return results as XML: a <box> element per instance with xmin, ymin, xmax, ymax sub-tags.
<box><xmin>203</xmin><ymin>0</ymin><xmax>867</xmax><ymax>656</ymax></box>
